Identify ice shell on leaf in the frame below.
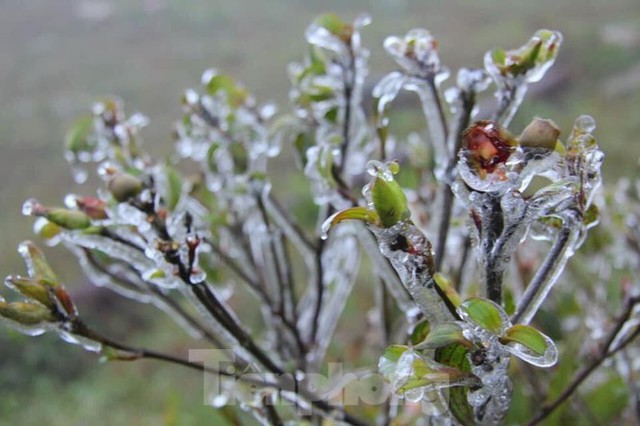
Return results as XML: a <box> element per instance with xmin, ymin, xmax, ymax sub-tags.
<box><xmin>500</xmin><ymin>324</ymin><xmax>558</xmax><ymax>367</ymax></box>
<box><xmin>485</xmin><ymin>29</ymin><xmax>562</xmax><ymax>84</ymax></box>
<box><xmin>379</xmin><ymin>345</ymin><xmax>475</xmax><ymax>398</ymax></box>
<box><xmin>458</xmin><ymin>297</ymin><xmax>508</xmax><ymax>335</ymax></box>
<box><xmin>415</xmin><ymin>322</ymin><xmax>471</xmax><ymax>350</ymax></box>
<box><xmin>18</xmin><ymin>241</ymin><xmax>59</xmax><ymax>284</ymax></box>
<box><xmin>383</xmin><ymin>29</ymin><xmax>443</xmax><ymax>79</ymax></box>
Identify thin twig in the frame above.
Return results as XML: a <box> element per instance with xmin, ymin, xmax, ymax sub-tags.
<box><xmin>527</xmin><ymin>296</ymin><xmax>640</xmax><ymax>425</ymax></box>
<box><xmin>83</xmin><ymin>249</ymin><xmax>223</xmax><ymax>347</ymax></box>
<box><xmin>72</xmin><ymin>321</ymin><xmax>366</xmax><ymax>426</ymax></box>
<box><xmin>512</xmin><ymin>226</ymin><xmax>572</xmax><ymax>324</ymax></box>
<box><xmin>434</xmin><ymin>90</ymin><xmax>475</xmax><ymax>270</ymax></box>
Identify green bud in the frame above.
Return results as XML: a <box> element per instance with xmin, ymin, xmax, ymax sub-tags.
<box><xmin>108</xmin><ymin>173</ymin><xmax>143</xmax><ymax>202</ymax></box>
<box><xmin>371</xmin><ymin>174</ymin><xmax>410</xmax><ymax>228</ymax></box>
<box><xmin>314</xmin><ymin>13</ymin><xmax>352</xmax><ymax>43</ymax></box>
<box><xmin>4</xmin><ymin>276</ymin><xmax>54</xmax><ymax>309</ymax></box>
<box><xmin>45</xmin><ymin>208</ymin><xmax>92</xmax><ymax>230</ymax></box>
<box><xmin>34</xmin><ymin>218</ymin><xmax>62</xmax><ymax>240</ymax></box>
<box><xmin>0</xmin><ymin>301</ymin><xmax>54</xmax><ymax>325</ymax></box>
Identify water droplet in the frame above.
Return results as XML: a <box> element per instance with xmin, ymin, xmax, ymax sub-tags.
<box><xmin>574</xmin><ymin>115</ymin><xmax>596</xmax><ymax>133</ymax></box>
<box><xmin>22</xmin><ymin>198</ymin><xmax>42</xmax><ymax>216</ymax></box>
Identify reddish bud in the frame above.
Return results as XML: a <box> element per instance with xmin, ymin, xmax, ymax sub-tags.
<box><xmin>75</xmin><ymin>196</ymin><xmax>108</xmax><ymax>220</ymax></box>
<box><xmin>464</xmin><ymin>121</ymin><xmax>516</xmax><ymax>177</ymax></box>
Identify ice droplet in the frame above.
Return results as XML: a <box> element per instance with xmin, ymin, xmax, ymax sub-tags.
<box><xmin>574</xmin><ymin>114</ymin><xmax>596</xmax><ymax>134</ymax></box>
<box><xmin>22</xmin><ymin>198</ymin><xmax>40</xmax><ymax>216</ymax></box>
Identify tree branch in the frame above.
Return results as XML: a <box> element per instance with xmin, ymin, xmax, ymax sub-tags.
<box><xmin>527</xmin><ymin>296</ymin><xmax>640</xmax><ymax>425</ymax></box>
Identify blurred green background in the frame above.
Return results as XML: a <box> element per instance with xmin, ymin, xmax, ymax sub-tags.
<box><xmin>1</xmin><ymin>0</ymin><xmax>639</xmax><ymax>424</ymax></box>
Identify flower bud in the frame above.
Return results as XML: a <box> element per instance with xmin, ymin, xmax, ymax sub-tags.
<box><xmin>45</xmin><ymin>208</ymin><xmax>92</xmax><ymax>230</ymax></box>
<box><xmin>463</xmin><ymin>121</ymin><xmax>516</xmax><ymax>178</ymax></box>
<box><xmin>0</xmin><ymin>301</ymin><xmax>54</xmax><ymax>325</ymax></box>
<box><xmin>75</xmin><ymin>196</ymin><xmax>108</xmax><ymax>220</ymax></box>
<box><xmin>4</xmin><ymin>276</ymin><xmax>54</xmax><ymax>309</ymax></box>
<box><xmin>518</xmin><ymin>117</ymin><xmax>560</xmax><ymax>150</ymax></box>
<box><xmin>108</xmin><ymin>173</ymin><xmax>143</xmax><ymax>202</ymax></box>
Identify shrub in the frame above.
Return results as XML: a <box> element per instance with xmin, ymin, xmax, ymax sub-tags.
<box><xmin>2</xmin><ymin>13</ymin><xmax>639</xmax><ymax>425</ymax></box>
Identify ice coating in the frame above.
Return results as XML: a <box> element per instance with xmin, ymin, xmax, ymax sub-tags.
<box><xmin>485</xmin><ymin>30</ymin><xmax>562</xmax><ymax>126</ymax></box>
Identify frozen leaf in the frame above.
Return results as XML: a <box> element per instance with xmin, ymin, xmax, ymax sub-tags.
<box><xmin>202</xmin><ymin>69</ymin><xmax>248</xmax><ymax>108</ymax></box>
<box><xmin>485</xmin><ymin>30</ymin><xmax>562</xmax><ymax>83</ymax></box>
<box><xmin>410</xmin><ymin>319</ymin><xmax>431</xmax><ymax>345</ymax></box>
<box><xmin>65</xmin><ymin>115</ymin><xmax>95</xmax><ymax>155</ymax></box>
<box><xmin>500</xmin><ymin>324</ymin><xmax>547</xmax><ymax>356</ymax></box>
<box><xmin>379</xmin><ymin>345</ymin><xmax>473</xmax><ymax>397</ymax></box>
<box><xmin>458</xmin><ymin>297</ymin><xmax>506</xmax><ymax>334</ymax></box>
<box><xmin>164</xmin><ymin>164</ymin><xmax>183</xmax><ymax>211</ymax></box>
<box><xmin>415</xmin><ymin>322</ymin><xmax>471</xmax><ymax>350</ymax></box>
<box><xmin>501</xmin><ymin>324</ymin><xmax>558</xmax><ymax>367</ymax></box>
<box><xmin>434</xmin><ymin>273</ymin><xmax>462</xmax><ymax>308</ymax></box>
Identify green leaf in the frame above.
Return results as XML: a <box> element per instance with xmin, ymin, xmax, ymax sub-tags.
<box><xmin>458</xmin><ymin>297</ymin><xmax>505</xmax><ymax>334</ymax></box>
<box><xmin>410</xmin><ymin>319</ymin><xmax>431</xmax><ymax>346</ymax></box>
<box><xmin>65</xmin><ymin>115</ymin><xmax>94</xmax><ymax>153</ymax></box>
<box><xmin>434</xmin><ymin>273</ymin><xmax>461</xmax><ymax>307</ymax></box>
<box><xmin>415</xmin><ymin>322</ymin><xmax>470</xmax><ymax>350</ymax></box>
<box><xmin>203</xmin><ymin>73</ymin><xmax>248</xmax><ymax>108</ymax></box>
<box><xmin>328</xmin><ymin>207</ymin><xmax>379</xmax><ymax>227</ymax></box>
<box><xmin>500</xmin><ymin>324</ymin><xmax>548</xmax><ymax>356</ymax></box>
<box><xmin>165</xmin><ymin>164</ymin><xmax>183</xmax><ymax>211</ymax></box>
<box><xmin>435</xmin><ymin>344</ymin><xmax>476</xmax><ymax>426</ymax></box>
<box><xmin>378</xmin><ymin>344</ymin><xmax>409</xmax><ymax>380</ymax></box>
<box><xmin>314</xmin><ymin>13</ymin><xmax>349</xmax><ymax>40</ymax></box>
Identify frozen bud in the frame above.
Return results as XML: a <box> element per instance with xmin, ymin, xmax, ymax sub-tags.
<box><xmin>18</xmin><ymin>241</ymin><xmax>59</xmax><ymax>284</ymax></box>
<box><xmin>371</xmin><ymin>173</ymin><xmax>410</xmax><ymax>228</ymax></box>
<box><xmin>0</xmin><ymin>301</ymin><xmax>54</xmax><ymax>326</ymax></box>
<box><xmin>4</xmin><ymin>276</ymin><xmax>55</xmax><ymax>309</ymax></box>
<box><xmin>53</xmin><ymin>286</ymin><xmax>77</xmax><ymax>318</ymax></box>
<box><xmin>314</xmin><ymin>13</ymin><xmax>353</xmax><ymax>43</ymax></box>
<box><xmin>74</xmin><ymin>196</ymin><xmax>108</xmax><ymax>220</ymax></box>
<box><xmin>45</xmin><ymin>208</ymin><xmax>92</xmax><ymax>230</ymax></box>
<box><xmin>108</xmin><ymin>173</ymin><xmax>143</xmax><ymax>202</ymax></box>
<box><xmin>518</xmin><ymin>117</ymin><xmax>560</xmax><ymax>150</ymax></box>
<box><xmin>463</xmin><ymin>121</ymin><xmax>516</xmax><ymax>178</ymax></box>
<box><xmin>485</xmin><ymin>29</ymin><xmax>562</xmax><ymax>83</ymax></box>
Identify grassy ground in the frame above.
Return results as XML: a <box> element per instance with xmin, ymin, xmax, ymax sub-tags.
<box><xmin>1</xmin><ymin>0</ymin><xmax>639</xmax><ymax>423</ymax></box>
